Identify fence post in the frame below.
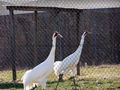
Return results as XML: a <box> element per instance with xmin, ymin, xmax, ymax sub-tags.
<box><xmin>34</xmin><ymin>11</ymin><xmax>38</xmax><ymax>66</ymax></box>
<box><xmin>55</xmin><ymin>10</ymin><xmax>63</xmax><ymax>61</ymax></box>
<box><xmin>76</xmin><ymin>10</ymin><xmax>82</xmax><ymax>76</ymax></box>
<box><xmin>9</xmin><ymin>9</ymin><xmax>16</xmax><ymax>82</ymax></box>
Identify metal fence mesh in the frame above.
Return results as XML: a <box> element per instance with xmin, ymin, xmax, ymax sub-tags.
<box><xmin>0</xmin><ymin>3</ymin><xmax>120</xmax><ymax>90</ymax></box>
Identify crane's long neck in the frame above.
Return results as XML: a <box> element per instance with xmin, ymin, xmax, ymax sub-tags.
<box><xmin>75</xmin><ymin>36</ymin><xmax>85</xmax><ymax>57</ymax></box>
<box><xmin>47</xmin><ymin>38</ymin><xmax>56</xmax><ymax>63</ymax></box>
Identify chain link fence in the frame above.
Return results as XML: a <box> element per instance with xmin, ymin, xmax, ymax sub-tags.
<box><xmin>0</xmin><ymin>1</ymin><xmax>120</xmax><ymax>89</ymax></box>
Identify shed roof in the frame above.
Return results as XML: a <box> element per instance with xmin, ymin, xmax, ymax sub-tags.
<box><xmin>23</xmin><ymin>0</ymin><xmax>120</xmax><ymax>9</ymax></box>
<box><xmin>0</xmin><ymin>0</ymin><xmax>120</xmax><ymax>15</ymax></box>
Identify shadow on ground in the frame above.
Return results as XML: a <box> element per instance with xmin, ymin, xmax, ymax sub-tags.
<box><xmin>0</xmin><ymin>82</ymin><xmax>23</xmax><ymax>89</ymax></box>
<box><xmin>0</xmin><ymin>81</ymin><xmax>60</xmax><ymax>89</ymax></box>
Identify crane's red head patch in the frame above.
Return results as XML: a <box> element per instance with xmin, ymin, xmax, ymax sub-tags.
<box><xmin>54</xmin><ymin>32</ymin><xmax>59</xmax><ymax>37</ymax></box>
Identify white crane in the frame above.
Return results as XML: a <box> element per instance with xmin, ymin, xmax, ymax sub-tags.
<box><xmin>21</xmin><ymin>31</ymin><xmax>63</xmax><ymax>90</ymax></box>
<box><xmin>53</xmin><ymin>61</ymin><xmax>77</xmax><ymax>79</ymax></box>
<box><xmin>55</xmin><ymin>32</ymin><xmax>87</xmax><ymax>89</ymax></box>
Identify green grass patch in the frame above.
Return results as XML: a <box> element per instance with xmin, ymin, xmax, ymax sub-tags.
<box><xmin>0</xmin><ymin>65</ymin><xmax>120</xmax><ymax>90</ymax></box>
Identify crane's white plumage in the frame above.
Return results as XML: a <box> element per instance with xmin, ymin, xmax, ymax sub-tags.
<box><xmin>54</xmin><ymin>61</ymin><xmax>77</xmax><ymax>78</ymax></box>
<box><xmin>21</xmin><ymin>32</ymin><xmax>63</xmax><ymax>90</ymax></box>
<box><xmin>57</xmin><ymin>32</ymin><xmax>87</xmax><ymax>77</ymax></box>
<box><xmin>54</xmin><ymin>61</ymin><xmax>62</xmax><ymax>78</ymax></box>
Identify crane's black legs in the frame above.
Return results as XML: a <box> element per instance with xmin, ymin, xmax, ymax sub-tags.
<box><xmin>55</xmin><ymin>80</ymin><xmax>59</xmax><ymax>90</ymax></box>
<box><xmin>69</xmin><ymin>76</ymin><xmax>77</xmax><ymax>90</ymax></box>
<box><xmin>59</xmin><ymin>74</ymin><xmax>63</xmax><ymax>81</ymax></box>
<box><xmin>55</xmin><ymin>74</ymin><xmax>63</xmax><ymax>90</ymax></box>
<box><xmin>72</xmin><ymin>77</ymin><xmax>77</xmax><ymax>90</ymax></box>
<box><xmin>55</xmin><ymin>75</ymin><xmax>77</xmax><ymax>90</ymax></box>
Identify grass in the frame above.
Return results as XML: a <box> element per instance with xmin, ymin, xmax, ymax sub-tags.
<box><xmin>0</xmin><ymin>65</ymin><xmax>120</xmax><ymax>90</ymax></box>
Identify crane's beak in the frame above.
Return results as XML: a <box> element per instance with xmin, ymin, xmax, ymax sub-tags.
<box><xmin>58</xmin><ymin>33</ymin><xmax>63</xmax><ymax>38</ymax></box>
<box><xmin>87</xmin><ymin>31</ymin><xmax>92</xmax><ymax>34</ymax></box>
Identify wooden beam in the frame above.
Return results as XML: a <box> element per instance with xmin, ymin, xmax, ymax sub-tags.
<box><xmin>6</xmin><ymin>6</ymin><xmax>81</xmax><ymax>12</ymax></box>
